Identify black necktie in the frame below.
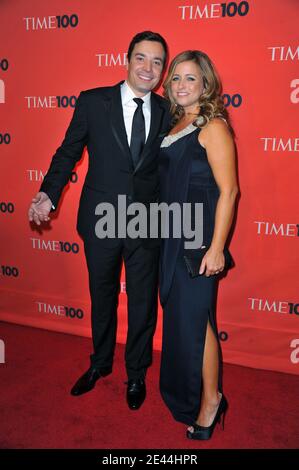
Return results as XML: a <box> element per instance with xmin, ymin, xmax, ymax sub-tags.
<box><xmin>130</xmin><ymin>98</ymin><xmax>145</xmax><ymax>168</ymax></box>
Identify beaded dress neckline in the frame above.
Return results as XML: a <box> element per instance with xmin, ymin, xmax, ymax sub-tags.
<box><xmin>161</xmin><ymin>123</ymin><xmax>197</xmax><ymax>148</ymax></box>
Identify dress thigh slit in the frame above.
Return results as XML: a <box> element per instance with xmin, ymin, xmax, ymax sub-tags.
<box><xmin>160</xmin><ymin>255</ymin><xmax>222</xmax><ymax>425</ymax></box>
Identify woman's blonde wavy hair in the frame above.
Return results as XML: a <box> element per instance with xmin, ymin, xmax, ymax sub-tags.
<box><xmin>163</xmin><ymin>50</ymin><xmax>232</xmax><ymax>131</ymax></box>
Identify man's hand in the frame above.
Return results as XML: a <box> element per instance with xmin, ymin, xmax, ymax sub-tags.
<box><xmin>28</xmin><ymin>191</ymin><xmax>52</xmax><ymax>226</ymax></box>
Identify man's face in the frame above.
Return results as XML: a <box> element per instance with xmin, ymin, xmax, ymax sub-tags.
<box><xmin>127</xmin><ymin>40</ymin><xmax>165</xmax><ymax>97</ymax></box>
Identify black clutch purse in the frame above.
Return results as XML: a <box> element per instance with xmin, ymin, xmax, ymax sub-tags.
<box><xmin>183</xmin><ymin>247</ymin><xmax>233</xmax><ymax>278</ymax></box>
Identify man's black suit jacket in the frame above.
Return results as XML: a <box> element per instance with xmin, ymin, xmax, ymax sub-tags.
<box><xmin>40</xmin><ymin>82</ymin><xmax>171</xmax><ymax>243</ymax></box>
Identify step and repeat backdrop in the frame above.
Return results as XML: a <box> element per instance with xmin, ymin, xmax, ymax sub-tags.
<box><xmin>0</xmin><ymin>0</ymin><xmax>298</xmax><ymax>374</ymax></box>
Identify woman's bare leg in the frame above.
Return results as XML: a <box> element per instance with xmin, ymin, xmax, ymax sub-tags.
<box><xmin>188</xmin><ymin>320</ymin><xmax>221</xmax><ymax>430</ymax></box>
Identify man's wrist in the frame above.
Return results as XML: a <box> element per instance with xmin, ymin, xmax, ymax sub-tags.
<box><xmin>41</xmin><ymin>191</ymin><xmax>55</xmax><ymax>210</ymax></box>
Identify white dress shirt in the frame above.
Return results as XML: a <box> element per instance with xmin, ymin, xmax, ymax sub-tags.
<box><xmin>121</xmin><ymin>81</ymin><xmax>151</xmax><ymax>146</ymax></box>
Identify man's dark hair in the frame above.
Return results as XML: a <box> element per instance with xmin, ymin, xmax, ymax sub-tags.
<box><xmin>127</xmin><ymin>31</ymin><xmax>168</xmax><ymax>67</ymax></box>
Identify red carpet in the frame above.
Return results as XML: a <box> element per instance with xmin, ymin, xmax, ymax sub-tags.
<box><xmin>0</xmin><ymin>321</ymin><xmax>298</xmax><ymax>449</ymax></box>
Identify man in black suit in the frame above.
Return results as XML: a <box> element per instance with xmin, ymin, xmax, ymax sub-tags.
<box><xmin>28</xmin><ymin>31</ymin><xmax>170</xmax><ymax>410</ymax></box>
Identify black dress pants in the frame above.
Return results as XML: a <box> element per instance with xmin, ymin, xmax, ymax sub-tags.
<box><xmin>84</xmin><ymin>238</ymin><xmax>159</xmax><ymax>380</ymax></box>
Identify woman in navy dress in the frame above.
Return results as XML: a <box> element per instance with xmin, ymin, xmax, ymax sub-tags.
<box><xmin>159</xmin><ymin>51</ymin><xmax>238</xmax><ymax>440</ymax></box>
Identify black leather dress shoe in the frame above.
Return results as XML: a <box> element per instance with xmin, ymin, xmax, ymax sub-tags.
<box><xmin>126</xmin><ymin>378</ymin><xmax>146</xmax><ymax>410</ymax></box>
<box><xmin>70</xmin><ymin>367</ymin><xmax>111</xmax><ymax>396</ymax></box>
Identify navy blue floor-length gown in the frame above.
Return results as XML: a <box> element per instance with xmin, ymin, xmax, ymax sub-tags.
<box><xmin>159</xmin><ymin>123</ymin><xmax>224</xmax><ymax>426</ymax></box>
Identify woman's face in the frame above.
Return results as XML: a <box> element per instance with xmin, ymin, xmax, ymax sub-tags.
<box><xmin>170</xmin><ymin>60</ymin><xmax>204</xmax><ymax>112</ymax></box>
